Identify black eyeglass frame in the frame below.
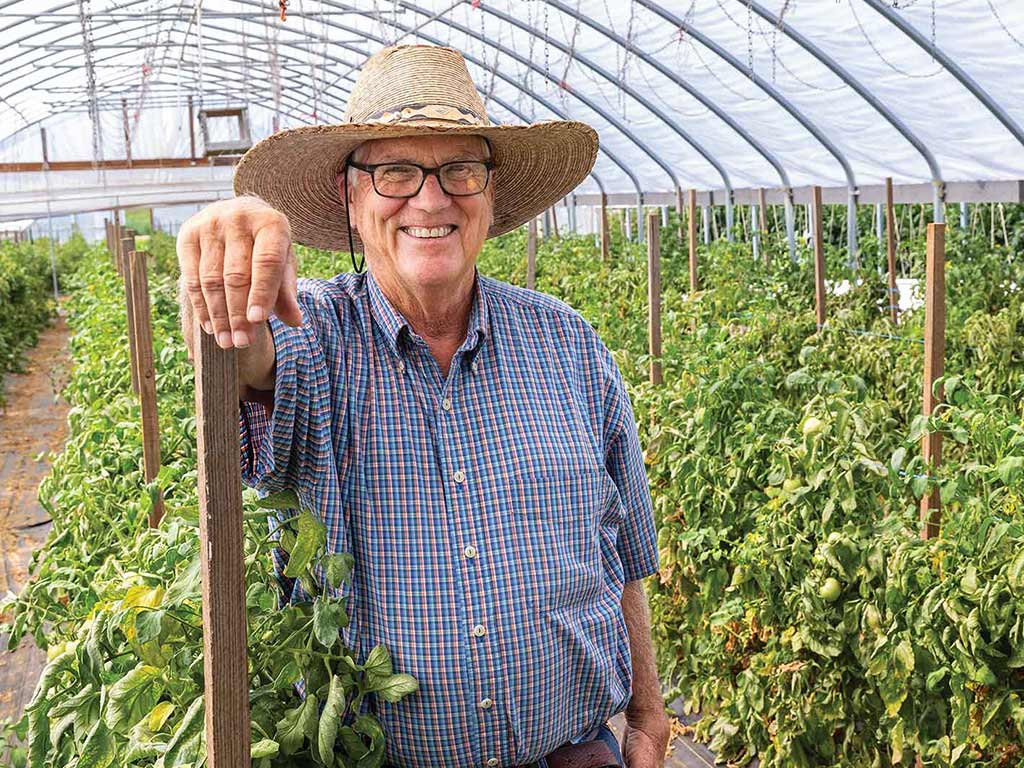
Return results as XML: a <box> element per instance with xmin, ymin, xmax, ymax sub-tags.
<box><xmin>346</xmin><ymin>158</ymin><xmax>496</xmax><ymax>199</ymax></box>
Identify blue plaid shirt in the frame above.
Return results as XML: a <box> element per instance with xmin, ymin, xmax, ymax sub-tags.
<box><xmin>239</xmin><ymin>269</ymin><xmax>659</xmax><ymax>768</ymax></box>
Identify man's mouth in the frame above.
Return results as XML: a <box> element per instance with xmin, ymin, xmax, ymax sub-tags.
<box><xmin>400</xmin><ymin>225</ymin><xmax>457</xmax><ymax>239</ymax></box>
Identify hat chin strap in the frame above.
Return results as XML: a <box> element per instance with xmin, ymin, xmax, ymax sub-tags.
<box><xmin>343</xmin><ymin>174</ymin><xmax>366</xmax><ymax>274</ymax></box>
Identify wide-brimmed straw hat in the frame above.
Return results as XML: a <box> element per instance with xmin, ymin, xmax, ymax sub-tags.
<box><xmin>233</xmin><ymin>44</ymin><xmax>599</xmax><ymax>252</ymax></box>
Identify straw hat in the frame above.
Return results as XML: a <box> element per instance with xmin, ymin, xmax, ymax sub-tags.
<box><xmin>233</xmin><ymin>44</ymin><xmax>599</xmax><ymax>252</ymax></box>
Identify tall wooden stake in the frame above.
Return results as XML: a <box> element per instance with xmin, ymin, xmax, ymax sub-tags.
<box><xmin>676</xmin><ymin>186</ymin><xmax>685</xmax><ymax>245</ymax></box>
<box><xmin>526</xmin><ymin>219</ymin><xmax>537</xmax><ymax>291</ymax></box>
<box><xmin>921</xmin><ymin>223</ymin><xmax>946</xmax><ymax>539</ymax></box>
<box><xmin>550</xmin><ymin>206</ymin><xmax>560</xmax><ymax>240</ymax></box>
<box><xmin>647</xmin><ymin>212</ymin><xmax>662</xmax><ymax>386</ymax></box>
<box><xmin>885</xmin><ymin>178</ymin><xmax>899</xmax><ymax>323</ymax></box>
<box><xmin>812</xmin><ymin>186</ymin><xmax>826</xmax><ymax>330</ymax></box>
<box><xmin>128</xmin><ymin>250</ymin><xmax>164</xmax><ymax>526</ymax></box>
<box><xmin>120</xmin><ymin>232</ymin><xmax>141</xmax><ymax>396</ymax></box>
<box><xmin>600</xmin><ymin>194</ymin><xmax>610</xmax><ymax>262</ymax></box>
<box><xmin>194</xmin><ymin>325</ymin><xmax>250</xmax><ymax>768</ymax></box>
<box><xmin>688</xmin><ymin>189</ymin><xmax>698</xmax><ymax>294</ymax></box>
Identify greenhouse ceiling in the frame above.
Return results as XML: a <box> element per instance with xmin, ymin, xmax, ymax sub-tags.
<box><xmin>1</xmin><ymin>0</ymin><xmax>1023</xmax><ymax>222</ymax></box>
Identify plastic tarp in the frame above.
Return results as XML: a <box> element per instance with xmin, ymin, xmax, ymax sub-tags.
<box><xmin>1</xmin><ymin>0</ymin><xmax>1022</xmax><ymax>222</ymax></box>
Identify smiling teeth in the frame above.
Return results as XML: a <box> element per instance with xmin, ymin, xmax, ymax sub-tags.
<box><xmin>404</xmin><ymin>226</ymin><xmax>453</xmax><ymax>238</ymax></box>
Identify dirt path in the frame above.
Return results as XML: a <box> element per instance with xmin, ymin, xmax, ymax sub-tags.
<box><xmin>0</xmin><ymin>310</ymin><xmax>72</xmax><ymax>723</ymax></box>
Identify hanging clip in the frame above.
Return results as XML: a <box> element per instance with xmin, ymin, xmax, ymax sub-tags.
<box><xmin>279</xmin><ymin>0</ymin><xmax>288</xmax><ymax>22</ymax></box>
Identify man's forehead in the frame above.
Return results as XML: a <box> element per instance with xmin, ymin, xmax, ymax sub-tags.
<box><xmin>355</xmin><ymin>134</ymin><xmax>489</xmax><ymax>163</ymax></box>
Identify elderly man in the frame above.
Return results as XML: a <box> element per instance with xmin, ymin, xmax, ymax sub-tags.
<box><xmin>177</xmin><ymin>44</ymin><xmax>669</xmax><ymax>768</ymax></box>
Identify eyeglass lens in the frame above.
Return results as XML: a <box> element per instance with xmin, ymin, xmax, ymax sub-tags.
<box><xmin>374</xmin><ymin>162</ymin><xmax>489</xmax><ymax>197</ymax></box>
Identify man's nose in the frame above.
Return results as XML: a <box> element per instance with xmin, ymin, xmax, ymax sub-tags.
<box><xmin>409</xmin><ymin>171</ymin><xmax>450</xmax><ymax>210</ymax></box>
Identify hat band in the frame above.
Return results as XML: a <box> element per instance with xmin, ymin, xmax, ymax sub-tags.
<box><xmin>359</xmin><ymin>102</ymin><xmax>490</xmax><ymax>127</ymax></box>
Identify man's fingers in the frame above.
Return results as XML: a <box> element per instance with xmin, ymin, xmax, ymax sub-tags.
<box><xmin>176</xmin><ymin>225</ymin><xmax>213</xmax><ymax>334</ymax></box>
<box><xmin>198</xmin><ymin>227</ymin><xmax>232</xmax><ymax>348</ymax></box>
<box><xmin>223</xmin><ymin>226</ymin><xmax>255</xmax><ymax>347</ymax></box>
<box><xmin>247</xmin><ymin>222</ymin><xmax>291</xmax><ymax>323</ymax></box>
<box><xmin>274</xmin><ymin>246</ymin><xmax>305</xmax><ymax>327</ymax></box>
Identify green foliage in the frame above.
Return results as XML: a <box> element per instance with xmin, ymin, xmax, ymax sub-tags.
<box><xmin>0</xmin><ymin>248</ymin><xmax>415</xmax><ymax>767</ymax></box>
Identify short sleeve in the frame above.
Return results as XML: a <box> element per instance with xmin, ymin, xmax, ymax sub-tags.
<box><xmin>599</xmin><ymin>343</ymin><xmax>660</xmax><ymax>582</ymax></box>
<box><xmin>238</xmin><ymin>282</ymin><xmax>345</xmax><ymax>497</ymax></box>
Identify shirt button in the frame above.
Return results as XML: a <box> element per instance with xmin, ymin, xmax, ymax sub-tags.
<box><xmin>453</xmin><ymin>469</ymin><xmax>466</xmax><ymax>484</ymax></box>
<box><xmin>395</xmin><ymin>359</ymin><xmax>405</xmax><ymax>373</ymax></box>
<box><xmin>441</xmin><ymin>397</ymin><xmax>452</xmax><ymax>411</ymax></box>
<box><xmin>479</xmin><ymin>697</ymin><xmax>493</xmax><ymax>709</ymax></box>
<box><xmin>486</xmin><ymin>759</ymin><xmax>499</xmax><ymax>767</ymax></box>
<box><xmin>463</xmin><ymin>545</ymin><xmax>478</xmax><ymax>559</ymax></box>
<box><xmin>472</xmin><ymin>623</ymin><xmax>486</xmax><ymax>637</ymax></box>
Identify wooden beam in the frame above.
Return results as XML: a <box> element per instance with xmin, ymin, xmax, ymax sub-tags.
<box><xmin>647</xmin><ymin>211</ymin><xmax>662</xmax><ymax>386</ymax></box>
<box><xmin>812</xmin><ymin>186</ymin><xmax>826</xmax><ymax>330</ymax></box>
<box><xmin>189</xmin><ymin>94</ymin><xmax>197</xmax><ymax>161</ymax></box>
<box><xmin>688</xmin><ymin>189</ymin><xmax>698</xmax><ymax>294</ymax></box>
<box><xmin>122</xmin><ymin>98</ymin><xmax>133</xmax><ymax>169</ymax></box>
<box><xmin>921</xmin><ymin>223</ymin><xmax>946</xmax><ymax>539</ymax></box>
<box><xmin>127</xmin><ymin>250</ymin><xmax>164</xmax><ymax>527</ymax></box>
<box><xmin>526</xmin><ymin>218</ymin><xmax>537</xmax><ymax>291</ymax></box>
<box><xmin>0</xmin><ymin>156</ymin><xmax>238</xmax><ymax>172</ymax></box>
<box><xmin>194</xmin><ymin>324</ymin><xmax>250</xmax><ymax>768</ymax></box>
<box><xmin>885</xmin><ymin>178</ymin><xmax>899</xmax><ymax>324</ymax></box>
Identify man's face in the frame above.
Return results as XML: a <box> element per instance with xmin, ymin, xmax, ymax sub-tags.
<box><xmin>343</xmin><ymin>134</ymin><xmax>495</xmax><ymax>292</ymax></box>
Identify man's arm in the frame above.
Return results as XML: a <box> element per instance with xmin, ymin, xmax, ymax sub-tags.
<box><xmin>621</xmin><ymin>579</ymin><xmax>671</xmax><ymax>767</ymax></box>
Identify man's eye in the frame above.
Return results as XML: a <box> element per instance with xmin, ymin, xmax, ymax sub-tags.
<box><xmin>445</xmin><ymin>163</ymin><xmax>473</xmax><ymax>179</ymax></box>
<box><xmin>378</xmin><ymin>165</ymin><xmax>419</xmax><ymax>182</ymax></box>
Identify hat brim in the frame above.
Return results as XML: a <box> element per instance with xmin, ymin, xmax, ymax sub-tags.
<box><xmin>232</xmin><ymin>120</ymin><xmax>598</xmax><ymax>252</ymax></box>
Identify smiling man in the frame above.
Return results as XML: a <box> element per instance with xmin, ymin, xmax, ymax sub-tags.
<box><xmin>176</xmin><ymin>44</ymin><xmax>668</xmax><ymax>768</ymax></box>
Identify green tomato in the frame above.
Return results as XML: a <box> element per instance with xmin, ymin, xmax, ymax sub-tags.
<box><xmin>864</xmin><ymin>604</ymin><xmax>882</xmax><ymax>631</ymax></box>
<box><xmin>819</xmin><ymin>577</ymin><xmax>842</xmax><ymax>602</ymax></box>
<box><xmin>802</xmin><ymin>417</ymin><xmax>825</xmax><ymax>437</ymax></box>
<box><xmin>782</xmin><ymin>477</ymin><xmax>803</xmax><ymax>493</ymax></box>
<box><xmin>730</xmin><ymin>566</ymin><xmax>749</xmax><ymax>588</ymax></box>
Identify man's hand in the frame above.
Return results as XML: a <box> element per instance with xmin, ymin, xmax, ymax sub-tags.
<box><xmin>176</xmin><ymin>196</ymin><xmax>303</xmax><ymax>353</ymax></box>
<box><xmin>621</xmin><ymin>711</ymin><xmax>670</xmax><ymax>768</ymax></box>
<box><xmin>176</xmin><ymin>196</ymin><xmax>304</xmax><ymax>392</ymax></box>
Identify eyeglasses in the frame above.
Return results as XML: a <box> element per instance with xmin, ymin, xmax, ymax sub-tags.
<box><xmin>347</xmin><ymin>159</ymin><xmax>494</xmax><ymax>199</ymax></box>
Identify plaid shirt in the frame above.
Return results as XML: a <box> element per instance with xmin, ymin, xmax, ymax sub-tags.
<box><xmin>239</xmin><ymin>269</ymin><xmax>658</xmax><ymax>768</ymax></box>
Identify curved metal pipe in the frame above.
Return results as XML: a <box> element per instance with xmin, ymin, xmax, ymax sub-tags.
<box><xmin>747</xmin><ymin>0</ymin><xmax>944</xmax><ymax>228</ymax></box>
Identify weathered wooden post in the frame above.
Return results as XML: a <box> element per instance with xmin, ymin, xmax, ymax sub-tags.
<box><xmin>688</xmin><ymin>189</ymin><xmax>698</xmax><ymax>294</ymax></box>
<box><xmin>127</xmin><ymin>250</ymin><xmax>164</xmax><ymax>527</ymax></box>
<box><xmin>120</xmin><ymin>231</ymin><xmax>141</xmax><ymax>396</ymax></box>
<box><xmin>647</xmin><ymin>212</ymin><xmax>662</xmax><ymax>386</ymax></box>
<box><xmin>675</xmin><ymin>186</ymin><xmax>685</xmax><ymax>245</ymax></box>
<box><xmin>526</xmin><ymin>219</ymin><xmax>537</xmax><ymax>291</ymax></box>
<box><xmin>812</xmin><ymin>186</ymin><xmax>826</xmax><ymax>330</ymax></box>
<box><xmin>885</xmin><ymin>178</ymin><xmax>899</xmax><ymax>323</ymax></box>
<box><xmin>550</xmin><ymin>206</ymin><xmax>560</xmax><ymax>240</ymax></box>
<box><xmin>600</xmin><ymin>194</ymin><xmax>610</xmax><ymax>262</ymax></box>
<box><xmin>194</xmin><ymin>325</ymin><xmax>250</xmax><ymax>767</ymax></box>
<box><xmin>921</xmin><ymin>223</ymin><xmax>946</xmax><ymax>539</ymax></box>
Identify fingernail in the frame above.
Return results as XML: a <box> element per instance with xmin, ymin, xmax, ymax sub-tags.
<box><xmin>201</xmin><ymin>320</ymin><xmax>214</xmax><ymax>334</ymax></box>
<box><xmin>217</xmin><ymin>331</ymin><xmax>233</xmax><ymax>348</ymax></box>
<box><xmin>233</xmin><ymin>330</ymin><xmax>250</xmax><ymax>348</ymax></box>
<box><xmin>247</xmin><ymin>306</ymin><xmax>266</xmax><ymax>323</ymax></box>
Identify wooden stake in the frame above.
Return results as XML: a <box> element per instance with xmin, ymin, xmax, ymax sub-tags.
<box><xmin>647</xmin><ymin>212</ymin><xmax>662</xmax><ymax>386</ymax></box>
<box><xmin>194</xmin><ymin>324</ymin><xmax>250</xmax><ymax>768</ymax></box>
<box><xmin>920</xmin><ymin>223</ymin><xmax>946</xmax><ymax>539</ymax></box>
<box><xmin>812</xmin><ymin>186</ymin><xmax>826</xmax><ymax>330</ymax></box>
<box><xmin>526</xmin><ymin>219</ymin><xmax>537</xmax><ymax>291</ymax></box>
<box><xmin>600</xmin><ymin>194</ymin><xmax>610</xmax><ymax>262</ymax></box>
<box><xmin>885</xmin><ymin>178</ymin><xmax>898</xmax><ymax>324</ymax></box>
<box><xmin>188</xmin><ymin>95</ymin><xmax>197</xmax><ymax>161</ymax></box>
<box><xmin>688</xmin><ymin>189</ymin><xmax>698</xmax><ymax>294</ymax></box>
<box><xmin>676</xmin><ymin>186</ymin><xmax>685</xmax><ymax>245</ymax></box>
<box><xmin>998</xmin><ymin>203</ymin><xmax>1009</xmax><ymax>246</ymax></box>
<box><xmin>128</xmin><ymin>251</ymin><xmax>164</xmax><ymax>527</ymax></box>
<box><xmin>550</xmin><ymin>206</ymin><xmax>560</xmax><ymax>240</ymax></box>
<box><xmin>758</xmin><ymin>188</ymin><xmax>768</xmax><ymax>232</ymax></box>
<box><xmin>120</xmin><ymin>232</ymin><xmax>141</xmax><ymax>396</ymax></box>
<box><xmin>122</xmin><ymin>98</ymin><xmax>133</xmax><ymax>168</ymax></box>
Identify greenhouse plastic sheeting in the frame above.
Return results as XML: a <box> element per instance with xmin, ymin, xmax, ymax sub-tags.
<box><xmin>1</xmin><ymin>0</ymin><xmax>1023</xmax><ymax>220</ymax></box>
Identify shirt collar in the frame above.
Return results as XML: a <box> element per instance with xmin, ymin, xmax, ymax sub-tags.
<box><xmin>366</xmin><ymin>269</ymin><xmax>490</xmax><ymax>361</ymax></box>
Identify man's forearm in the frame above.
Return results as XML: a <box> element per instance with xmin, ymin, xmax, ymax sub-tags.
<box><xmin>621</xmin><ymin>579</ymin><xmax>665</xmax><ymax>718</ymax></box>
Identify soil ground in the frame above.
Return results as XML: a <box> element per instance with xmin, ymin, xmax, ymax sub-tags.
<box><xmin>0</xmin><ymin>310</ymin><xmax>71</xmax><ymax>725</ymax></box>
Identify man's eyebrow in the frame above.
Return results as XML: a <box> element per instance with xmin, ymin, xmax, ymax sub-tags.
<box><xmin>371</xmin><ymin>155</ymin><xmax>489</xmax><ymax>164</ymax></box>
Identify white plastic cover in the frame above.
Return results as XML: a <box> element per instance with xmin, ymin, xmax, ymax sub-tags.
<box><xmin>1</xmin><ymin>0</ymin><xmax>1023</xmax><ymax>222</ymax></box>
